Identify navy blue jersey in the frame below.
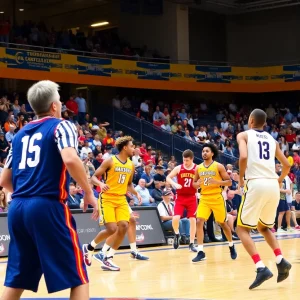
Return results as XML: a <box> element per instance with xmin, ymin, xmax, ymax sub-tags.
<box><xmin>5</xmin><ymin>117</ymin><xmax>78</xmax><ymax>201</ymax></box>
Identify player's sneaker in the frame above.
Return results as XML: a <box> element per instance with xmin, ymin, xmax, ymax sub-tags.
<box><xmin>130</xmin><ymin>251</ymin><xmax>149</xmax><ymax>260</ymax></box>
<box><xmin>277</xmin><ymin>228</ymin><xmax>286</xmax><ymax>234</ymax></box>
<box><xmin>82</xmin><ymin>244</ymin><xmax>93</xmax><ymax>267</ymax></box>
<box><xmin>93</xmin><ymin>251</ymin><xmax>105</xmax><ymax>265</ymax></box>
<box><xmin>192</xmin><ymin>251</ymin><xmax>206</xmax><ymax>262</ymax></box>
<box><xmin>101</xmin><ymin>257</ymin><xmax>120</xmax><ymax>271</ymax></box>
<box><xmin>173</xmin><ymin>234</ymin><xmax>180</xmax><ymax>249</ymax></box>
<box><xmin>189</xmin><ymin>243</ymin><xmax>197</xmax><ymax>252</ymax></box>
<box><xmin>249</xmin><ymin>267</ymin><xmax>273</xmax><ymax>290</ymax></box>
<box><xmin>229</xmin><ymin>245</ymin><xmax>237</xmax><ymax>260</ymax></box>
<box><xmin>276</xmin><ymin>258</ymin><xmax>292</xmax><ymax>283</ymax></box>
<box><xmin>287</xmin><ymin>227</ymin><xmax>295</xmax><ymax>233</ymax></box>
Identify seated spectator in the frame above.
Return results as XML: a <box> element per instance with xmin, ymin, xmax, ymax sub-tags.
<box><xmin>93</xmin><ymin>152</ymin><xmax>103</xmax><ymax>170</ymax></box>
<box><xmin>80</xmin><ymin>140</ymin><xmax>92</xmax><ymax>159</ymax></box>
<box><xmin>285</xmin><ymin>128</ymin><xmax>296</xmax><ymax>145</ymax></box>
<box><xmin>134</xmin><ymin>179</ymin><xmax>155</xmax><ymax>206</ymax></box>
<box><xmin>67</xmin><ymin>183</ymin><xmax>83</xmax><ymax>209</ymax></box>
<box><xmin>141</xmin><ymin>165</ymin><xmax>154</xmax><ymax>190</ymax></box>
<box><xmin>4</xmin><ymin>114</ymin><xmax>16</xmax><ymax>132</ymax></box>
<box><xmin>158</xmin><ymin>190</ymin><xmax>190</xmax><ymax>243</ymax></box>
<box><xmin>92</xmin><ymin>134</ymin><xmax>102</xmax><ymax>149</ymax></box>
<box><xmin>0</xmin><ymin>132</ymin><xmax>9</xmax><ymax>163</ymax></box>
<box><xmin>291</xmin><ymin>117</ymin><xmax>300</xmax><ymax>130</ymax></box>
<box><xmin>5</xmin><ymin>125</ymin><xmax>15</xmax><ymax>146</ymax></box>
<box><xmin>0</xmin><ymin>190</ymin><xmax>7</xmax><ymax>212</ymax></box>
<box><xmin>151</xmin><ymin>182</ymin><xmax>163</xmax><ymax>205</ymax></box>
<box><xmin>292</xmin><ymin>136</ymin><xmax>300</xmax><ymax>151</ymax></box>
<box><xmin>102</xmin><ymin>130</ymin><xmax>115</xmax><ymax>148</ymax></box>
<box><xmin>126</xmin><ymin>191</ymin><xmax>135</xmax><ymax>207</ymax></box>
<box><xmin>102</xmin><ymin>145</ymin><xmax>113</xmax><ymax>159</ymax></box>
<box><xmin>161</xmin><ymin>119</ymin><xmax>171</xmax><ymax>132</ymax></box>
<box><xmin>154</xmin><ymin>165</ymin><xmax>166</xmax><ymax>188</ymax></box>
<box><xmin>284</xmin><ymin>150</ymin><xmax>294</xmax><ymax>167</ymax></box>
<box><xmin>132</xmin><ymin>148</ymin><xmax>142</xmax><ymax>167</ymax></box>
<box><xmin>153</xmin><ymin>106</ymin><xmax>165</xmax><ymax>122</ymax></box>
<box><xmin>291</xmin><ymin>192</ymin><xmax>300</xmax><ymax>229</ymax></box>
<box><xmin>279</xmin><ymin>136</ymin><xmax>289</xmax><ymax>152</ymax></box>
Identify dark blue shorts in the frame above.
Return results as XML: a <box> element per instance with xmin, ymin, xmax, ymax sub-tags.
<box><xmin>277</xmin><ymin>200</ymin><xmax>290</xmax><ymax>213</ymax></box>
<box><xmin>4</xmin><ymin>198</ymin><xmax>88</xmax><ymax>293</ymax></box>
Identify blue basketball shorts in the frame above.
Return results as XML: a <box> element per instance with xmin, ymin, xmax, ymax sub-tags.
<box><xmin>4</xmin><ymin>198</ymin><xmax>88</xmax><ymax>293</ymax></box>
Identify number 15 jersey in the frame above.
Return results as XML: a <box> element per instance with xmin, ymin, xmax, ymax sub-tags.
<box><xmin>245</xmin><ymin>129</ymin><xmax>278</xmax><ymax>180</ymax></box>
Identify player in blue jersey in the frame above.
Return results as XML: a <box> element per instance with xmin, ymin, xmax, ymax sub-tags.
<box><xmin>0</xmin><ymin>80</ymin><xmax>98</xmax><ymax>300</ymax></box>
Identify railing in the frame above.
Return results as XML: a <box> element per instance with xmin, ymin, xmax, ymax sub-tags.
<box><xmin>2</xmin><ymin>42</ymin><xmax>300</xmax><ymax>67</ymax></box>
<box><xmin>113</xmin><ymin>108</ymin><xmax>238</xmax><ymax>166</ymax></box>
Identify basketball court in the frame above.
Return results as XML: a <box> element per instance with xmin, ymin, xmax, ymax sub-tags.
<box><xmin>0</xmin><ymin>232</ymin><xmax>299</xmax><ymax>300</ymax></box>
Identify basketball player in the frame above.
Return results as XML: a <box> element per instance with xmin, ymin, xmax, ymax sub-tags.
<box><xmin>0</xmin><ymin>80</ymin><xmax>98</xmax><ymax>300</ymax></box>
<box><xmin>192</xmin><ymin>143</ymin><xmax>237</xmax><ymax>262</ymax></box>
<box><xmin>82</xmin><ymin>136</ymin><xmax>142</xmax><ymax>271</ymax></box>
<box><xmin>237</xmin><ymin>109</ymin><xmax>291</xmax><ymax>289</ymax></box>
<box><xmin>93</xmin><ymin>207</ymin><xmax>149</xmax><ymax>264</ymax></box>
<box><xmin>166</xmin><ymin>149</ymin><xmax>197</xmax><ymax>252</ymax></box>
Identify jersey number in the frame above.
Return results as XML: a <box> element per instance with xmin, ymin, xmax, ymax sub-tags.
<box><xmin>184</xmin><ymin>178</ymin><xmax>192</xmax><ymax>187</ymax></box>
<box><xmin>19</xmin><ymin>133</ymin><xmax>42</xmax><ymax>169</ymax></box>
<box><xmin>118</xmin><ymin>174</ymin><xmax>127</xmax><ymax>184</ymax></box>
<box><xmin>258</xmin><ymin>141</ymin><xmax>270</xmax><ymax>160</ymax></box>
<box><xmin>204</xmin><ymin>177</ymin><xmax>210</xmax><ymax>186</ymax></box>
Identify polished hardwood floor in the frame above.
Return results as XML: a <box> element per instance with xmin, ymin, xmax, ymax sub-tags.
<box><xmin>0</xmin><ymin>233</ymin><xmax>299</xmax><ymax>300</ymax></box>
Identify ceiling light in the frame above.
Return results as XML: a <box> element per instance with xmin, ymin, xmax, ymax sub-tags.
<box><xmin>0</xmin><ymin>12</ymin><xmax>4</xmax><ymax>14</ymax></box>
<box><xmin>19</xmin><ymin>8</ymin><xmax>24</xmax><ymax>11</ymax></box>
<box><xmin>91</xmin><ymin>21</ymin><xmax>109</xmax><ymax>27</ymax></box>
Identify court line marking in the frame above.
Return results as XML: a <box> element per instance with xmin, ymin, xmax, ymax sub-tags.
<box><xmin>1</xmin><ymin>233</ymin><xmax>299</xmax><ymax>265</ymax></box>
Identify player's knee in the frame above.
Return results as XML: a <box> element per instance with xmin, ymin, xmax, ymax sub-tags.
<box><xmin>118</xmin><ymin>221</ymin><xmax>129</xmax><ymax>233</ymax></box>
<box><xmin>257</xmin><ymin>223</ymin><xmax>269</xmax><ymax>233</ymax></box>
<box><xmin>129</xmin><ymin>216</ymin><xmax>136</xmax><ymax>226</ymax></box>
<box><xmin>106</xmin><ymin>224</ymin><xmax>118</xmax><ymax>235</ymax></box>
<box><xmin>196</xmin><ymin>218</ymin><xmax>205</xmax><ymax>226</ymax></box>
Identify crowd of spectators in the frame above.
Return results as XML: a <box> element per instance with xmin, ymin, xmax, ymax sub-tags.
<box><xmin>0</xmin><ymin>20</ymin><xmax>169</xmax><ymax>62</ymax></box>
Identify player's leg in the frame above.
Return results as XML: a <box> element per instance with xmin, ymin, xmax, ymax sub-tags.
<box><xmin>173</xmin><ymin>199</ymin><xmax>185</xmax><ymax>249</ymax></box>
<box><xmin>83</xmin><ymin>200</ymin><xmax>118</xmax><ymax>266</ymax></box>
<box><xmin>192</xmin><ymin>198</ymin><xmax>211</xmax><ymax>262</ymax></box>
<box><xmin>102</xmin><ymin>202</ymin><xmax>130</xmax><ymax>271</ymax></box>
<box><xmin>259</xmin><ymin>182</ymin><xmax>292</xmax><ymax>284</ymax></box>
<box><xmin>1</xmin><ymin>288</ymin><xmax>24</xmax><ymax>300</ymax></box>
<box><xmin>128</xmin><ymin>214</ymin><xmax>149</xmax><ymax>260</ymax></box>
<box><xmin>186</xmin><ymin>196</ymin><xmax>197</xmax><ymax>252</ymax></box>
<box><xmin>70</xmin><ymin>284</ymin><xmax>89</xmax><ymax>300</ymax></box>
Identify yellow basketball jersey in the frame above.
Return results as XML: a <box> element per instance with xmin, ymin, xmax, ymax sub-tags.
<box><xmin>198</xmin><ymin>161</ymin><xmax>222</xmax><ymax>195</ymax></box>
<box><xmin>102</xmin><ymin>155</ymin><xmax>133</xmax><ymax>199</ymax></box>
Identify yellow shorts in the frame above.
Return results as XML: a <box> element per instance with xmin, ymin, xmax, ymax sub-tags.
<box><xmin>196</xmin><ymin>193</ymin><xmax>227</xmax><ymax>223</ymax></box>
<box><xmin>98</xmin><ymin>195</ymin><xmax>130</xmax><ymax>224</ymax></box>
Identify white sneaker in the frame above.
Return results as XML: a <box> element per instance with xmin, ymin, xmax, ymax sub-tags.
<box><xmin>82</xmin><ymin>244</ymin><xmax>93</xmax><ymax>266</ymax></box>
<box><xmin>277</xmin><ymin>228</ymin><xmax>286</xmax><ymax>234</ymax></box>
<box><xmin>287</xmin><ymin>227</ymin><xmax>295</xmax><ymax>233</ymax></box>
<box><xmin>101</xmin><ymin>256</ymin><xmax>120</xmax><ymax>271</ymax></box>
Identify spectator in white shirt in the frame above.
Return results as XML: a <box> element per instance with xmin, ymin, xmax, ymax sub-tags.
<box><xmin>102</xmin><ymin>145</ymin><xmax>113</xmax><ymax>160</ymax></box>
<box><xmin>132</xmin><ymin>148</ymin><xmax>142</xmax><ymax>167</ymax></box>
<box><xmin>140</xmin><ymin>100</ymin><xmax>149</xmax><ymax>120</ymax></box>
<box><xmin>221</xmin><ymin>117</ymin><xmax>229</xmax><ymax>131</ymax></box>
<box><xmin>291</xmin><ymin>117</ymin><xmax>300</xmax><ymax>130</ymax></box>
<box><xmin>161</xmin><ymin>119</ymin><xmax>171</xmax><ymax>132</ymax></box>
<box><xmin>92</xmin><ymin>134</ymin><xmax>102</xmax><ymax>149</ymax></box>
<box><xmin>198</xmin><ymin>126</ymin><xmax>207</xmax><ymax>139</ymax></box>
<box><xmin>112</xmin><ymin>94</ymin><xmax>121</xmax><ymax>109</ymax></box>
<box><xmin>134</xmin><ymin>179</ymin><xmax>155</xmax><ymax>206</ymax></box>
<box><xmin>80</xmin><ymin>140</ymin><xmax>93</xmax><ymax>159</ymax></box>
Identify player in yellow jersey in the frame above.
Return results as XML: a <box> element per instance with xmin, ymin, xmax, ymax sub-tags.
<box><xmin>82</xmin><ymin>136</ymin><xmax>141</xmax><ymax>271</ymax></box>
<box><xmin>192</xmin><ymin>143</ymin><xmax>237</xmax><ymax>262</ymax></box>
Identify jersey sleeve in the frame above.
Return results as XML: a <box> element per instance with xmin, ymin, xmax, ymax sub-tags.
<box><xmin>55</xmin><ymin>120</ymin><xmax>78</xmax><ymax>153</ymax></box>
<box><xmin>4</xmin><ymin>146</ymin><xmax>13</xmax><ymax>169</ymax></box>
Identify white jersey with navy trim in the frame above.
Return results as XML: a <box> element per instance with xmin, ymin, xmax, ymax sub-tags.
<box><xmin>245</xmin><ymin>129</ymin><xmax>278</xmax><ymax>180</ymax></box>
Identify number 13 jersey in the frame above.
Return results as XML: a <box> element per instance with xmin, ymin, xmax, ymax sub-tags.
<box><xmin>198</xmin><ymin>161</ymin><xmax>222</xmax><ymax>195</ymax></box>
<box><xmin>245</xmin><ymin>129</ymin><xmax>278</xmax><ymax>180</ymax></box>
<box><xmin>102</xmin><ymin>155</ymin><xmax>133</xmax><ymax>200</ymax></box>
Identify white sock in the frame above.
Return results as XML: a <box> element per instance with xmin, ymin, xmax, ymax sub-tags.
<box><xmin>228</xmin><ymin>241</ymin><xmax>234</xmax><ymax>247</ymax></box>
<box><xmin>197</xmin><ymin>245</ymin><xmax>204</xmax><ymax>252</ymax></box>
<box><xmin>256</xmin><ymin>261</ymin><xmax>265</xmax><ymax>269</ymax></box>
<box><xmin>107</xmin><ymin>248</ymin><xmax>116</xmax><ymax>258</ymax></box>
<box><xmin>130</xmin><ymin>242</ymin><xmax>137</xmax><ymax>252</ymax></box>
<box><xmin>276</xmin><ymin>255</ymin><xmax>283</xmax><ymax>264</ymax></box>
<box><xmin>174</xmin><ymin>230</ymin><xmax>179</xmax><ymax>235</ymax></box>
<box><xmin>190</xmin><ymin>238</ymin><xmax>195</xmax><ymax>244</ymax></box>
<box><xmin>91</xmin><ymin>240</ymin><xmax>97</xmax><ymax>249</ymax></box>
<box><xmin>102</xmin><ymin>243</ymin><xmax>111</xmax><ymax>255</ymax></box>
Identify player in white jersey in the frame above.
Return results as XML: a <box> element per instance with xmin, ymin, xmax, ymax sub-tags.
<box><xmin>237</xmin><ymin>109</ymin><xmax>292</xmax><ymax>290</ymax></box>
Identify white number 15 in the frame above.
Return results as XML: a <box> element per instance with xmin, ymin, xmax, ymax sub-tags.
<box><xmin>19</xmin><ymin>133</ymin><xmax>42</xmax><ymax>169</ymax></box>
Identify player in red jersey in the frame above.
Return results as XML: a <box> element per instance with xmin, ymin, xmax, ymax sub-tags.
<box><xmin>166</xmin><ymin>149</ymin><xmax>197</xmax><ymax>252</ymax></box>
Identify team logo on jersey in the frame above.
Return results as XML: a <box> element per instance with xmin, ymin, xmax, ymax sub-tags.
<box><xmin>180</xmin><ymin>173</ymin><xmax>195</xmax><ymax>179</ymax></box>
<box><xmin>200</xmin><ymin>171</ymin><xmax>216</xmax><ymax>176</ymax></box>
<box><xmin>0</xmin><ymin>243</ymin><xmax>5</xmax><ymax>254</ymax></box>
<box><xmin>114</xmin><ymin>166</ymin><xmax>132</xmax><ymax>173</ymax></box>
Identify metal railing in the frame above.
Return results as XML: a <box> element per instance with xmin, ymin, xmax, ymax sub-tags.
<box><xmin>112</xmin><ymin>108</ymin><xmax>238</xmax><ymax>166</ymax></box>
<box><xmin>2</xmin><ymin>42</ymin><xmax>299</xmax><ymax>67</ymax></box>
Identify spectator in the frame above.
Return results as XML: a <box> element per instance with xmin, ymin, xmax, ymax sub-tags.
<box><xmin>140</xmin><ymin>100</ymin><xmax>150</xmax><ymax>120</ymax></box>
<box><xmin>93</xmin><ymin>152</ymin><xmax>103</xmax><ymax>170</ymax></box>
<box><xmin>292</xmin><ymin>136</ymin><xmax>300</xmax><ymax>151</ymax></box>
<box><xmin>0</xmin><ymin>190</ymin><xmax>7</xmax><ymax>212</ymax></box>
<box><xmin>266</xmin><ymin>104</ymin><xmax>276</xmax><ymax>120</ymax></box>
<box><xmin>134</xmin><ymin>179</ymin><xmax>155</xmax><ymax>206</ymax></box>
<box><xmin>67</xmin><ymin>183</ymin><xmax>83</xmax><ymax>209</ymax></box>
<box><xmin>284</xmin><ymin>109</ymin><xmax>294</xmax><ymax>123</ymax></box>
<box><xmin>270</xmin><ymin>126</ymin><xmax>279</xmax><ymax>140</ymax></box>
<box><xmin>75</xmin><ymin>92</ymin><xmax>87</xmax><ymax>124</ymax></box>
<box><xmin>161</xmin><ymin>119</ymin><xmax>171</xmax><ymax>132</ymax></box>
<box><xmin>92</xmin><ymin>134</ymin><xmax>102</xmax><ymax>149</ymax></box>
<box><xmin>158</xmin><ymin>190</ymin><xmax>190</xmax><ymax>242</ymax></box>
<box><xmin>102</xmin><ymin>130</ymin><xmax>115</xmax><ymax>148</ymax></box>
<box><xmin>153</xmin><ymin>165</ymin><xmax>166</xmax><ymax>187</ymax></box>
<box><xmin>291</xmin><ymin>192</ymin><xmax>300</xmax><ymax>229</ymax></box>
<box><xmin>5</xmin><ymin>126</ymin><xmax>15</xmax><ymax>146</ymax></box>
<box><xmin>141</xmin><ymin>165</ymin><xmax>154</xmax><ymax>190</ymax></box>
<box><xmin>0</xmin><ymin>132</ymin><xmax>9</xmax><ymax>163</ymax></box>
<box><xmin>151</xmin><ymin>182</ymin><xmax>163</xmax><ymax>205</ymax></box>
<box><xmin>80</xmin><ymin>140</ymin><xmax>92</xmax><ymax>159</ymax></box>
<box><xmin>112</xmin><ymin>94</ymin><xmax>121</xmax><ymax>109</ymax></box>
<box><xmin>65</xmin><ymin>95</ymin><xmax>79</xmax><ymax>120</ymax></box>
<box><xmin>279</xmin><ymin>136</ymin><xmax>289</xmax><ymax>152</ymax></box>
<box><xmin>132</xmin><ymin>148</ymin><xmax>142</xmax><ymax>168</ymax></box>
<box><xmin>178</xmin><ymin>108</ymin><xmax>187</xmax><ymax>120</ymax></box>
<box><xmin>284</xmin><ymin>150</ymin><xmax>294</xmax><ymax>167</ymax></box>
<box><xmin>184</xmin><ymin>130</ymin><xmax>193</xmax><ymax>141</ymax></box>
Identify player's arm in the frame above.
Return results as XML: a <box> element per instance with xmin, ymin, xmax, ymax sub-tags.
<box><xmin>91</xmin><ymin>158</ymin><xmax>112</xmax><ymax>192</ymax></box>
<box><xmin>237</xmin><ymin>132</ymin><xmax>248</xmax><ymax>187</ymax></box>
<box><xmin>192</xmin><ymin>166</ymin><xmax>201</xmax><ymax>189</ymax></box>
<box><xmin>166</xmin><ymin>166</ymin><xmax>182</xmax><ymax>189</ymax></box>
<box><xmin>209</xmin><ymin>163</ymin><xmax>232</xmax><ymax>186</ymax></box>
<box><xmin>127</xmin><ymin>164</ymin><xmax>142</xmax><ymax>204</ymax></box>
<box><xmin>0</xmin><ymin>147</ymin><xmax>13</xmax><ymax>193</ymax></box>
<box><xmin>275</xmin><ymin>142</ymin><xmax>291</xmax><ymax>184</ymax></box>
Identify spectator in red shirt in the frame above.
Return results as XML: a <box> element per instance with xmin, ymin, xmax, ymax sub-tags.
<box><xmin>102</xmin><ymin>130</ymin><xmax>115</xmax><ymax>147</ymax></box>
<box><xmin>66</xmin><ymin>95</ymin><xmax>79</xmax><ymax>120</ymax></box>
<box><xmin>139</xmin><ymin>143</ymin><xmax>147</xmax><ymax>157</ymax></box>
<box><xmin>143</xmin><ymin>146</ymin><xmax>153</xmax><ymax>164</ymax></box>
<box><xmin>285</xmin><ymin>128</ymin><xmax>296</xmax><ymax>144</ymax></box>
<box><xmin>289</xmin><ymin>172</ymin><xmax>296</xmax><ymax>184</ymax></box>
<box><xmin>293</xmin><ymin>151</ymin><xmax>300</xmax><ymax>165</ymax></box>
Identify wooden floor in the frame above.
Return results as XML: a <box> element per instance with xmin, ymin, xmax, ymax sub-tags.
<box><xmin>0</xmin><ymin>233</ymin><xmax>300</xmax><ymax>300</ymax></box>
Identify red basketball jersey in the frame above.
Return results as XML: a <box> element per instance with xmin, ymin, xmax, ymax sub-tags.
<box><xmin>177</xmin><ymin>163</ymin><xmax>197</xmax><ymax>195</ymax></box>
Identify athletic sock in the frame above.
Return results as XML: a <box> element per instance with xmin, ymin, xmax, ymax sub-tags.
<box><xmin>197</xmin><ymin>245</ymin><xmax>204</xmax><ymax>252</ymax></box>
<box><xmin>88</xmin><ymin>240</ymin><xmax>96</xmax><ymax>251</ymax></box>
<box><xmin>274</xmin><ymin>248</ymin><xmax>283</xmax><ymax>264</ymax></box>
<box><xmin>252</xmin><ymin>253</ymin><xmax>265</xmax><ymax>269</ymax></box>
<box><xmin>107</xmin><ymin>248</ymin><xmax>116</xmax><ymax>258</ymax></box>
<box><xmin>130</xmin><ymin>242</ymin><xmax>137</xmax><ymax>252</ymax></box>
<box><xmin>190</xmin><ymin>238</ymin><xmax>195</xmax><ymax>244</ymax></box>
<box><xmin>228</xmin><ymin>241</ymin><xmax>234</xmax><ymax>247</ymax></box>
<box><xmin>174</xmin><ymin>230</ymin><xmax>180</xmax><ymax>234</ymax></box>
<box><xmin>102</xmin><ymin>243</ymin><xmax>111</xmax><ymax>256</ymax></box>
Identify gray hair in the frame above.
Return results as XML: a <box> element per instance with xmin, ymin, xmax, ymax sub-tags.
<box><xmin>27</xmin><ymin>80</ymin><xmax>60</xmax><ymax>115</ymax></box>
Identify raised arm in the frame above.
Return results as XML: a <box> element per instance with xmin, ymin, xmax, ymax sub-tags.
<box><xmin>166</xmin><ymin>166</ymin><xmax>182</xmax><ymax>189</ymax></box>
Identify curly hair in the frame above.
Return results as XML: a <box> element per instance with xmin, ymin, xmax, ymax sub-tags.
<box><xmin>115</xmin><ymin>136</ymin><xmax>134</xmax><ymax>152</ymax></box>
<box><xmin>203</xmin><ymin>143</ymin><xmax>219</xmax><ymax>159</ymax></box>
